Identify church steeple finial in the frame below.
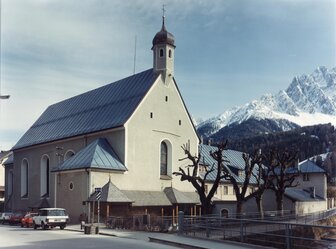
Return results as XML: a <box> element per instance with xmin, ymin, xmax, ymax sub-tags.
<box><xmin>152</xmin><ymin>5</ymin><xmax>175</xmax><ymax>83</ymax></box>
<box><xmin>161</xmin><ymin>4</ymin><xmax>166</xmax><ymax>30</ymax></box>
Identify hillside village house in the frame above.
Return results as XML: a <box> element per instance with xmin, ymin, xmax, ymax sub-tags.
<box><xmin>5</xmin><ymin>18</ymin><xmax>201</xmax><ymax>222</ymax></box>
<box><xmin>256</xmin><ymin>159</ymin><xmax>327</xmax><ymax>215</ymax></box>
<box><xmin>198</xmin><ymin>144</ymin><xmax>328</xmax><ymax>216</ymax></box>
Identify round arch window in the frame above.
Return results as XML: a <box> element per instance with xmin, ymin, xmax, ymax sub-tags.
<box><xmin>64</xmin><ymin>150</ymin><xmax>75</xmax><ymax>160</ymax></box>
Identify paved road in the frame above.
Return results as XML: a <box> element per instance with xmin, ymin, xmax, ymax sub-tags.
<box><xmin>0</xmin><ymin>225</ymin><xmax>179</xmax><ymax>249</ymax></box>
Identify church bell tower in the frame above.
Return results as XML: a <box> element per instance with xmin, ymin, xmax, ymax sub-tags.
<box><xmin>152</xmin><ymin>13</ymin><xmax>175</xmax><ymax>84</ymax></box>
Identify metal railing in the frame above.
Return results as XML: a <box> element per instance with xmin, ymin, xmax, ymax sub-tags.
<box><xmin>179</xmin><ymin>212</ymin><xmax>336</xmax><ymax>249</ymax></box>
<box><xmin>106</xmin><ymin>215</ymin><xmax>175</xmax><ymax>232</ymax></box>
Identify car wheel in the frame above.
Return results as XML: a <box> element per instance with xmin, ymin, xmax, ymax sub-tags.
<box><xmin>42</xmin><ymin>222</ymin><xmax>47</xmax><ymax>230</ymax></box>
<box><xmin>60</xmin><ymin>225</ymin><xmax>65</xmax><ymax>230</ymax></box>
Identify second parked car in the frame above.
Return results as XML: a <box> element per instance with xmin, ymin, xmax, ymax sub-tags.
<box><xmin>21</xmin><ymin>212</ymin><xmax>38</xmax><ymax>228</ymax></box>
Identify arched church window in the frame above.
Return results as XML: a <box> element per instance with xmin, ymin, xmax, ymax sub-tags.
<box><xmin>160</xmin><ymin>142</ymin><xmax>168</xmax><ymax>175</ymax></box>
<box><xmin>21</xmin><ymin>159</ymin><xmax>29</xmax><ymax>198</ymax></box>
<box><xmin>159</xmin><ymin>48</ymin><xmax>164</xmax><ymax>57</ymax></box>
<box><xmin>168</xmin><ymin>49</ymin><xmax>172</xmax><ymax>58</ymax></box>
<box><xmin>40</xmin><ymin>155</ymin><xmax>50</xmax><ymax>197</ymax></box>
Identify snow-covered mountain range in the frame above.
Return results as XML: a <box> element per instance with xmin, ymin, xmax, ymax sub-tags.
<box><xmin>197</xmin><ymin>66</ymin><xmax>336</xmax><ymax>138</ymax></box>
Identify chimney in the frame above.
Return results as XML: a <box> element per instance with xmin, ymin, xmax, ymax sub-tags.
<box><xmin>207</xmin><ymin>138</ymin><xmax>212</xmax><ymax>146</ymax></box>
<box><xmin>200</xmin><ymin>136</ymin><xmax>204</xmax><ymax>145</ymax></box>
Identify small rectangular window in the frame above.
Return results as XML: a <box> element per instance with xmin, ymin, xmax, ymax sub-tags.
<box><xmin>168</xmin><ymin>49</ymin><xmax>172</xmax><ymax>58</ymax></box>
<box><xmin>223</xmin><ymin>186</ymin><xmax>228</xmax><ymax>195</ymax></box>
<box><xmin>150</xmin><ymin>112</ymin><xmax>153</xmax><ymax>118</ymax></box>
<box><xmin>165</xmin><ymin>96</ymin><xmax>168</xmax><ymax>102</ymax></box>
<box><xmin>159</xmin><ymin>48</ymin><xmax>164</xmax><ymax>57</ymax></box>
<box><xmin>303</xmin><ymin>173</ymin><xmax>310</xmax><ymax>181</ymax></box>
<box><xmin>179</xmin><ymin>120</ymin><xmax>181</xmax><ymax>126</ymax></box>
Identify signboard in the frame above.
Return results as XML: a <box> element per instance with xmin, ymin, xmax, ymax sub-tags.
<box><xmin>95</xmin><ymin>187</ymin><xmax>102</xmax><ymax>201</ymax></box>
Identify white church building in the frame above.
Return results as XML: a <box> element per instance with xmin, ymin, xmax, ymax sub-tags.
<box><xmin>5</xmin><ymin>17</ymin><xmax>201</xmax><ymax>222</ymax></box>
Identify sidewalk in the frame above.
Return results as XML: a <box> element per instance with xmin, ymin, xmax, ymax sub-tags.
<box><xmin>65</xmin><ymin>224</ymin><xmax>272</xmax><ymax>249</ymax></box>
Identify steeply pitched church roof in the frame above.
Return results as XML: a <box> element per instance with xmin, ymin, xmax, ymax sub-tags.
<box><xmin>13</xmin><ymin>69</ymin><xmax>159</xmax><ymax>150</ymax></box>
<box><xmin>52</xmin><ymin>138</ymin><xmax>126</xmax><ymax>172</ymax></box>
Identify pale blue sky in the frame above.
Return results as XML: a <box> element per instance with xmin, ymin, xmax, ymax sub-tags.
<box><xmin>0</xmin><ymin>0</ymin><xmax>335</xmax><ymax>150</ymax></box>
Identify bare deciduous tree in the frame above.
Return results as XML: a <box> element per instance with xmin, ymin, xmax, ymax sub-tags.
<box><xmin>222</xmin><ymin>150</ymin><xmax>264</xmax><ymax>217</ymax></box>
<box><xmin>173</xmin><ymin>141</ymin><xmax>228</xmax><ymax>214</ymax></box>
<box><xmin>174</xmin><ymin>141</ymin><xmax>265</xmax><ymax>216</ymax></box>
<box><xmin>264</xmin><ymin>149</ymin><xmax>299</xmax><ymax>212</ymax></box>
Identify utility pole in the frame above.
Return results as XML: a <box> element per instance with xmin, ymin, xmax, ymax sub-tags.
<box><xmin>0</xmin><ymin>0</ymin><xmax>9</xmax><ymax>100</ymax></box>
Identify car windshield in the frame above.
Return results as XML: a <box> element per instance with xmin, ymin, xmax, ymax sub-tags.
<box><xmin>47</xmin><ymin>210</ymin><xmax>66</xmax><ymax>216</ymax></box>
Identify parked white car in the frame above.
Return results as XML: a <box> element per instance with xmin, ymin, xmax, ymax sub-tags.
<box><xmin>33</xmin><ymin>208</ymin><xmax>69</xmax><ymax>230</ymax></box>
<box><xmin>0</xmin><ymin>212</ymin><xmax>13</xmax><ymax>224</ymax></box>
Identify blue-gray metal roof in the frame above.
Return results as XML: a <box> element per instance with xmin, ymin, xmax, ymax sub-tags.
<box><xmin>285</xmin><ymin>188</ymin><xmax>325</xmax><ymax>202</ymax></box>
<box><xmin>299</xmin><ymin>160</ymin><xmax>325</xmax><ymax>173</ymax></box>
<box><xmin>89</xmin><ymin>179</ymin><xmax>133</xmax><ymax>203</ymax></box>
<box><xmin>52</xmin><ymin>138</ymin><xmax>127</xmax><ymax>172</ymax></box>
<box><xmin>13</xmin><ymin>69</ymin><xmax>159</xmax><ymax>150</ymax></box>
<box><xmin>274</xmin><ymin>159</ymin><xmax>325</xmax><ymax>175</ymax></box>
<box><xmin>199</xmin><ymin>144</ymin><xmax>259</xmax><ymax>184</ymax></box>
<box><xmin>163</xmin><ymin>187</ymin><xmax>198</xmax><ymax>204</ymax></box>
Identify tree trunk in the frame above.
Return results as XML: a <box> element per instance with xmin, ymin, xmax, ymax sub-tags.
<box><xmin>255</xmin><ymin>196</ymin><xmax>264</xmax><ymax>219</ymax></box>
<box><xmin>276</xmin><ymin>192</ymin><xmax>284</xmax><ymax>216</ymax></box>
<box><xmin>201</xmin><ymin>199</ymin><xmax>213</xmax><ymax>215</ymax></box>
<box><xmin>236</xmin><ymin>199</ymin><xmax>243</xmax><ymax>218</ymax></box>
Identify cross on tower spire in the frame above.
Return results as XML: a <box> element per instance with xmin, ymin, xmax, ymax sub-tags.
<box><xmin>162</xmin><ymin>4</ymin><xmax>166</xmax><ymax>28</ymax></box>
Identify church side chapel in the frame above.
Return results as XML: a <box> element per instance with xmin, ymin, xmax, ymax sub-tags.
<box><xmin>5</xmin><ymin>14</ymin><xmax>201</xmax><ymax>225</ymax></box>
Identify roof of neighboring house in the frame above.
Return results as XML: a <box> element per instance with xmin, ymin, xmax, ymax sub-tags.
<box><xmin>199</xmin><ymin>144</ymin><xmax>259</xmax><ymax>184</ymax></box>
<box><xmin>2</xmin><ymin>152</ymin><xmax>13</xmax><ymax>166</ymax></box>
<box><xmin>0</xmin><ymin>150</ymin><xmax>11</xmax><ymax>161</ymax></box>
<box><xmin>285</xmin><ymin>188</ymin><xmax>325</xmax><ymax>202</ymax></box>
<box><xmin>164</xmin><ymin>187</ymin><xmax>198</xmax><ymax>204</ymax></box>
<box><xmin>277</xmin><ymin>160</ymin><xmax>325</xmax><ymax>175</ymax></box>
<box><xmin>13</xmin><ymin>69</ymin><xmax>159</xmax><ymax>150</ymax></box>
<box><xmin>89</xmin><ymin>179</ymin><xmax>132</xmax><ymax>203</ymax></box>
<box><xmin>52</xmin><ymin>138</ymin><xmax>126</xmax><ymax>172</ymax></box>
<box><xmin>298</xmin><ymin>160</ymin><xmax>325</xmax><ymax>173</ymax></box>
<box><xmin>122</xmin><ymin>190</ymin><xmax>172</xmax><ymax>207</ymax></box>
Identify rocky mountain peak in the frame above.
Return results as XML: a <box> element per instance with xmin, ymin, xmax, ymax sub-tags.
<box><xmin>197</xmin><ymin>66</ymin><xmax>336</xmax><ymax>139</ymax></box>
